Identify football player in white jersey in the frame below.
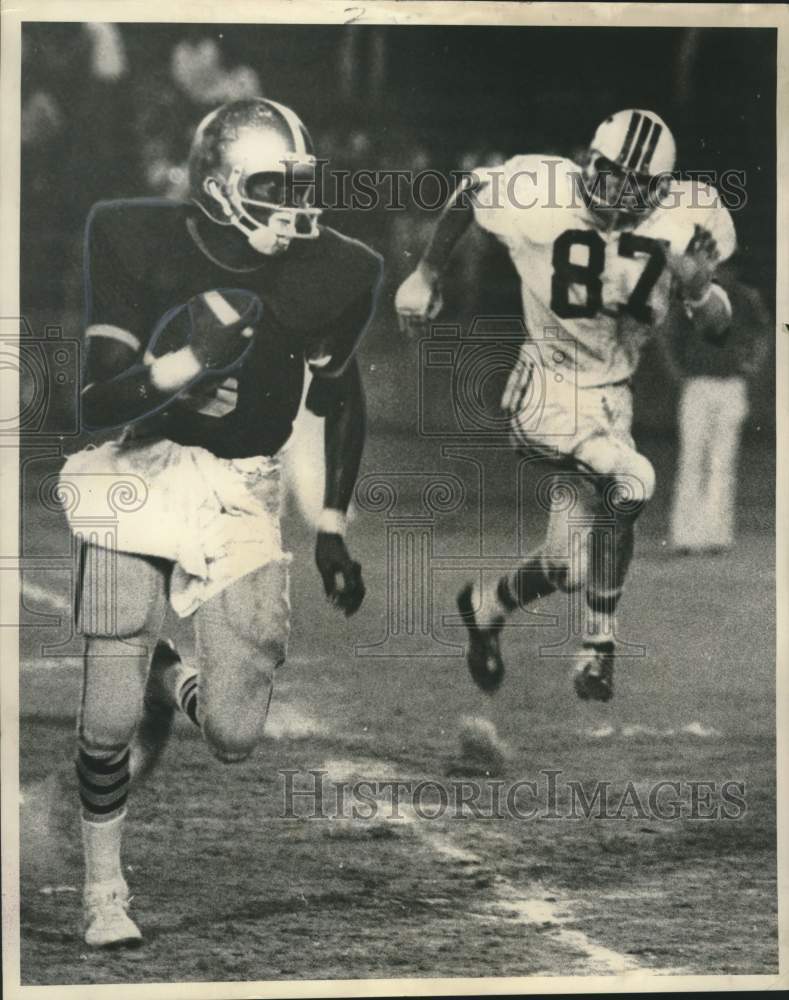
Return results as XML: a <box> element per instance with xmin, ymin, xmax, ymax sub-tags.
<box><xmin>396</xmin><ymin>109</ymin><xmax>735</xmax><ymax>700</ymax></box>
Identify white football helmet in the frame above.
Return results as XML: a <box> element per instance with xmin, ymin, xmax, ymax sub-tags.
<box><xmin>189</xmin><ymin>98</ymin><xmax>322</xmax><ymax>256</ymax></box>
<box><xmin>582</xmin><ymin>109</ymin><xmax>676</xmax><ymax>222</ymax></box>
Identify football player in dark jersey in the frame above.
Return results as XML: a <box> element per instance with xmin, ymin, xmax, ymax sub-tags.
<box><xmin>59</xmin><ymin>98</ymin><xmax>382</xmax><ymax>947</ymax></box>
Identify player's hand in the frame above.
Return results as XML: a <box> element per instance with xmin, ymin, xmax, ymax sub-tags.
<box><xmin>315</xmin><ymin>532</ymin><xmax>365</xmax><ymax>616</ymax></box>
<box><xmin>187</xmin><ymin>290</ymin><xmax>261</xmax><ymax>373</ymax></box>
<box><xmin>395</xmin><ymin>263</ymin><xmax>443</xmax><ymax>336</ymax></box>
<box><xmin>501</xmin><ymin>356</ymin><xmax>531</xmax><ymax>416</ymax></box>
<box><xmin>666</xmin><ymin>224</ymin><xmax>720</xmax><ymax>301</ymax></box>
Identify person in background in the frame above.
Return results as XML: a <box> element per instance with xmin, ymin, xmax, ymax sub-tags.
<box><xmin>134</xmin><ymin>32</ymin><xmax>261</xmax><ymax>199</ymax></box>
<box><xmin>665</xmin><ymin>261</ymin><xmax>771</xmax><ymax>554</ymax></box>
<box><xmin>21</xmin><ymin>23</ymin><xmax>131</xmax><ymax>312</ymax></box>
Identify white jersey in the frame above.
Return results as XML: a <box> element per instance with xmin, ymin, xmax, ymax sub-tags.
<box><xmin>472</xmin><ymin>155</ymin><xmax>736</xmax><ymax>387</ymax></box>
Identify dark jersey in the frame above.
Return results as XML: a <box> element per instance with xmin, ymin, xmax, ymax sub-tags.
<box><xmin>84</xmin><ymin>198</ymin><xmax>382</xmax><ymax>458</ymax></box>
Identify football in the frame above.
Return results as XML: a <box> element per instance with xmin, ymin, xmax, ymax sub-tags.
<box><xmin>144</xmin><ymin>287</ymin><xmax>261</xmax><ymax>371</ymax></box>
<box><xmin>457</xmin><ymin>715</ymin><xmax>509</xmax><ymax>774</ymax></box>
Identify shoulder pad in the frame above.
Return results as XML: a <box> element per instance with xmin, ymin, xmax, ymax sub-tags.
<box><xmin>86</xmin><ymin>197</ymin><xmax>181</xmax><ymax>237</ymax></box>
<box><xmin>471</xmin><ymin>155</ymin><xmax>584</xmax><ymax>243</ymax></box>
<box><xmin>658</xmin><ymin>181</ymin><xmax>737</xmax><ymax>260</ymax></box>
<box><xmin>85</xmin><ymin>198</ymin><xmax>185</xmax><ymax>277</ymax></box>
<box><xmin>317</xmin><ymin>226</ymin><xmax>383</xmax><ymax>298</ymax></box>
<box><xmin>269</xmin><ymin>228</ymin><xmax>383</xmax><ymax>331</ymax></box>
<box><xmin>474</xmin><ymin>155</ymin><xmax>580</xmax><ymax>206</ymax></box>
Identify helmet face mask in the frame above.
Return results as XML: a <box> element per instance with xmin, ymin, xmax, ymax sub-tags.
<box><xmin>582</xmin><ymin>154</ymin><xmax>671</xmax><ymax>223</ymax></box>
<box><xmin>190</xmin><ymin>99</ymin><xmax>323</xmax><ymax>256</ymax></box>
<box><xmin>581</xmin><ymin>109</ymin><xmax>676</xmax><ymax>227</ymax></box>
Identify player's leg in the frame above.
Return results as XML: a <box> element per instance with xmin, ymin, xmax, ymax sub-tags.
<box><xmin>76</xmin><ymin>544</ymin><xmax>169</xmax><ymax>947</ymax></box>
<box><xmin>458</xmin><ymin>468</ymin><xmax>595</xmax><ymax>692</ymax></box>
<box><xmin>161</xmin><ymin>560</ymin><xmax>290</xmax><ymax>762</ymax></box>
<box><xmin>459</xmin><ymin>373</ymin><xmax>651</xmax><ymax>697</ymax></box>
<box><xmin>704</xmin><ymin>376</ymin><xmax>748</xmax><ymax>550</ymax></box>
<box><xmin>484</xmin><ymin>456</ymin><xmax>646</xmax><ymax>702</ymax></box>
<box><xmin>670</xmin><ymin>377</ymin><xmax>709</xmax><ymax>551</ymax></box>
<box><xmin>459</xmin><ymin>362</ymin><xmax>606</xmax><ymax>691</ymax></box>
<box><xmin>571</xmin><ymin>432</ymin><xmax>655</xmax><ymax>701</ymax></box>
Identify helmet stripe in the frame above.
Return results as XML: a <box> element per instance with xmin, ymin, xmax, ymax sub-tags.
<box><xmin>638</xmin><ymin>121</ymin><xmax>663</xmax><ymax>174</ymax></box>
<box><xmin>618</xmin><ymin>111</ymin><xmax>642</xmax><ymax>164</ymax></box>
<box><xmin>266</xmin><ymin>98</ymin><xmax>308</xmax><ymax>156</ymax></box>
<box><xmin>626</xmin><ymin>114</ymin><xmax>653</xmax><ymax>170</ymax></box>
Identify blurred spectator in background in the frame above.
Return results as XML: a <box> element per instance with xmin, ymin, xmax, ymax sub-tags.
<box><xmin>451</xmin><ymin>149</ymin><xmax>511</xmax><ymax>319</ymax></box>
<box><xmin>134</xmin><ymin>31</ymin><xmax>261</xmax><ymax>199</ymax></box>
<box><xmin>22</xmin><ymin>23</ymin><xmax>131</xmax><ymax>311</ymax></box>
<box><xmin>388</xmin><ymin>144</ymin><xmax>435</xmax><ymax>284</ymax></box>
<box><xmin>663</xmin><ymin>262</ymin><xmax>771</xmax><ymax>554</ymax></box>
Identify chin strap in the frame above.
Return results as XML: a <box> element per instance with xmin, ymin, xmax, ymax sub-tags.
<box><xmin>204</xmin><ymin>172</ymin><xmax>320</xmax><ymax>256</ymax></box>
<box><xmin>246</xmin><ymin>223</ymin><xmax>284</xmax><ymax>255</ymax></box>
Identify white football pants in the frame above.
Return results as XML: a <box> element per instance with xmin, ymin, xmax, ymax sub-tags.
<box><xmin>669</xmin><ymin>376</ymin><xmax>748</xmax><ymax>550</ymax></box>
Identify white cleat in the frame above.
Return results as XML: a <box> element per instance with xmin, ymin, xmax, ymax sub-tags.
<box><xmin>83</xmin><ymin>878</ymin><xmax>143</xmax><ymax>948</ymax></box>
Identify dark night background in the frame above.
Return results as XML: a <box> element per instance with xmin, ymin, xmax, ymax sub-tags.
<box><xmin>15</xmin><ymin>25</ymin><xmax>779</xmax><ymax>984</ymax></box>
<box><xmin>20</xmin><ymin>23</ymin><xmax>776</xmax><ymax>431</ymax></box>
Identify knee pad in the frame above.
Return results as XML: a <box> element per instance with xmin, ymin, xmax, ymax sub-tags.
<box><xmin>576</xmin><ymin>438</ymin><xmax>656</xmax><ymax>507</ymax></box>
<box><xmin>603</xmin><ymin>457</ymin><xmax>655</xmax><ymax>510</ymax></box>
<box><xmin>623</xmin><ymin>453</ymin><xmax>656</xmax><ymax>504</ymax></box>
<box><xmin>200</xmin><ymin>680</ymin><xmax>274</xmax><ymax>764</ymax></box>
<box><xmin>202</xmin><ymin>724</ymin><xmax>257</xmax><ymax>764</ymax></box>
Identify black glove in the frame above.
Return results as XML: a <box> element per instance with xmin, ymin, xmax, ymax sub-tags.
<box><xmin>315</xmin><ymin>532</ymin><xmax>365</xmax><ymax>616</ymax></box>
<box><xmin>187</xmin><ymin>290</ymin><xmax>261</xmax><ymax>373</ymax></box>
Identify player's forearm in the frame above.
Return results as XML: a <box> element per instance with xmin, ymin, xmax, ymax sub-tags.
<box><xmin>320</xmin><ymin>362</ymin><xmax>366</xmax><ymax>527</ymax></box>
<box><xmin>81</xmin><ymin>351</ymin><xmax>199</xmax><ymax>431</ymax></box>
<box><xmin>82</xmin><ymin>365</ymin><xmax>168</xmax><ymax>430</ymax></box>
<box><xmin>419</xmin><ymin>180</ymin><xmax>479</xmax><ymax>277</ymax></box>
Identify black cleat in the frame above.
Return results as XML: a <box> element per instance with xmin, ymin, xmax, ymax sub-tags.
<box><xmin>129</xmin><ymin>639</ymin><xmax>180</xmax><ymax>783</ymax></box>
<box><xmin>573</xmin><ymin>642</ymin><xmax>615</xmax><ymax>702</ymax></box>
<box><xmin>457</xmin><ymin>583</ymin><xmax>506</xmax><ymax>693</ymax></box>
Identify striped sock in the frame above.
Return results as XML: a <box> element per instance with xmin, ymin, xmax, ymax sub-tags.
<box><xmin>177</xmin><ymin>674</ymin><xmax>200</xmax><ymax>727</ymax></box>
<box><xmin>472</xmin><ymin>557</ymin><xmax>557</xmax><ymax>629</ymax></box>
<box><xmin>76</xmin><ymin>744</ymin><xmax>130</xmax><ymax>885</ymax></box>
<box><xmin>499</xmin><ymin>556</ymin><xmax>558</xmax><ymax>611</ymax></box>
<box><xmin>76</xmin><ymin>744</ymin><xmax>130</xmax><ymax>823</ymax></box>
<box><xmin>584</xmin><ymin>586</ymin><xmax>623</xmax><ymax>643</ymax></box>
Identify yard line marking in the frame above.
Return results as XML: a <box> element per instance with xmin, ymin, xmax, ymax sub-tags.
<box><xmin>23</xmin><ymin>657</ymin><xmax>81</xmax><ymax>671</ymax></box>
<box><xmin>319</xmin><ymin>756</ymin><xmax>687</xmax><ymax>977</ymax></box>
<box><xmin>586</xmin><ymin>722</ymin><xmax>721</xmax><ymax>739</ymax></box>
<box><xmin>480</xmin><ymin>889</ymin><xmax>646</xmax><ymax>975</ymax></box>
<box><xmin>20</xmin><ymin>580</ymin><xmax>69</xmax><ymax>613</ymax></box>
<box><xmin>681</xmin><ymin>721</ymin><xmax>720</xmax><ymax>737</ymax></box>
<box><xmin>321</xmin><ymin>757</ymin><xmax>406</xmax><ymax>782</ymax></box>
<box><xmin>421</xmin><ymin>832</ymin><xmax>652</xmax><ymax>975</ymax></box>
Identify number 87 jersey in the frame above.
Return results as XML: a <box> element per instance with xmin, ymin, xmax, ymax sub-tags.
<box><xmin>471</xmin><ymin>154</ymin><xmax>736</xmax><ymax>387</ymax></box>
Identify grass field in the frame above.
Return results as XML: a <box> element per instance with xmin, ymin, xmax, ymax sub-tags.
<box><xmin>16</xmin><ymin>423</ymin><xmax>778</xmax><ymax>985</ymax></box>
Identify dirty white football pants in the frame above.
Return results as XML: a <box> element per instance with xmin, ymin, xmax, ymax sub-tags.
<box><xmin>669</xmin><ymin>376</ymin><xmax>749</xmax><ymax>550</ymax></box>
